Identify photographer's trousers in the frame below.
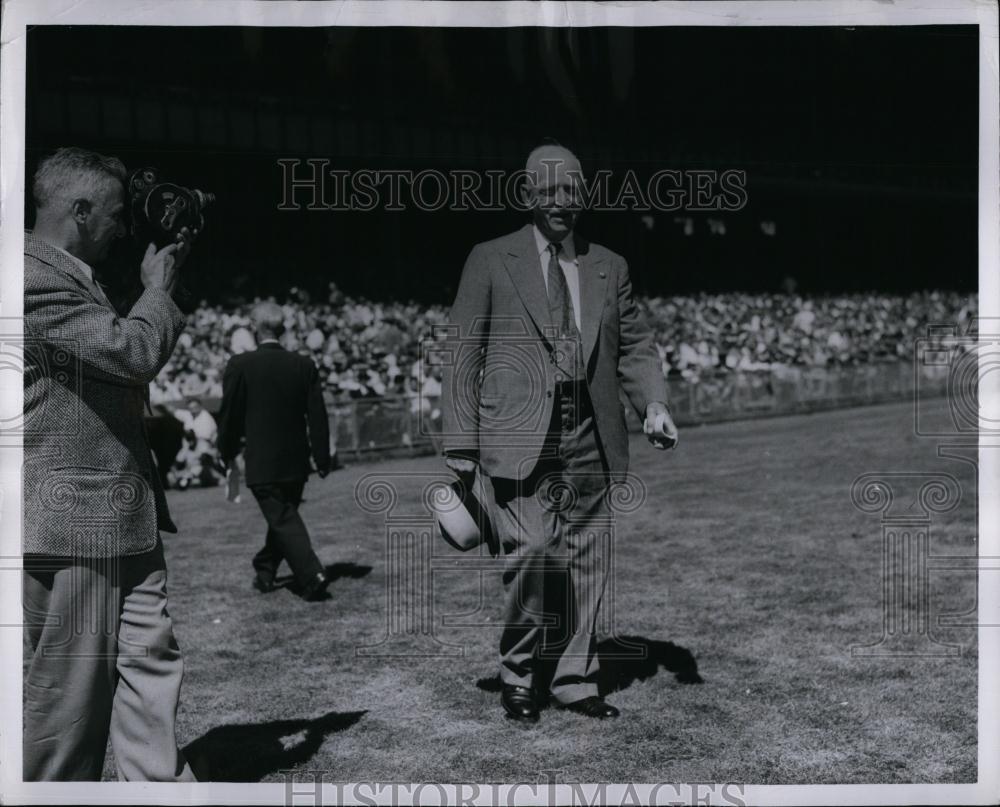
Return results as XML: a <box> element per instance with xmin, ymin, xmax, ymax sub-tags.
<box><xmin>22</xmin><ymin>538</ymin><xmax>195</xmax><ymax>781</ymax></box>
<box><xmin>489</xmin><ymin>383</ymin><xmax>612</xmax><ymax>704</ymax></box>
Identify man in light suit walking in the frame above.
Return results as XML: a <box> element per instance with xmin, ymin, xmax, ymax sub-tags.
<box><xmin>22</xmin><ymin>147</ymin><xmax>196</xmax><ymax>779</ymax></box>
<box><xmin>440</xmin><ymin>144</ymin><xmax>678</xmax><ymax>722</ymax></box>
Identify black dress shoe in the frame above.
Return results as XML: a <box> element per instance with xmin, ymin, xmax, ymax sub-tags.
<box><xmin>559</xmin><ymin>696</ymin><xmax>620</xmax><ymax>719</ymax></box>
<box><xmin>252</xmin><ymin>575</ymin><xmax>275</xmax><ymax>594</ymax></box>
<box><xmin>301</xmin><ymin>571</ymin><xmax>330</xmax><ymax>601</ymax></box>
<box><xmin>501</xmin><ymin>684</ymin><xmax>539</xmax><ymax>723</ymax></box>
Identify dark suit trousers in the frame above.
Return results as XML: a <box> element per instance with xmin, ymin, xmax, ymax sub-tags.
<box><xmin>488</xmin><ymin>383</ymin><xmax>612</xmax><ymax>705</ymax></box>
<box><xmin>249</xmin><ymin>478</ymin><xmax>324</xmax><ymax>587</ymax></box>
<box><xmin>22</xmin><ymin>540</ymin><xmax>194</xmax><ymax>781</ymax></box>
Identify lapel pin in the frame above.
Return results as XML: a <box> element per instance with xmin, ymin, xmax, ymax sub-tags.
<box><xmin>599</xmin><ymin>271</ymin><xmax>606</xmax><ymax>278</ymax></box>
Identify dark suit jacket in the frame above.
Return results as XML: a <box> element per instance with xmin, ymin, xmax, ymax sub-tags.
<box><xmin>439</xmin><ymin>224</ymin><xmax>668</xmax><ymax>482</ymax></box>
<box><xmin>22</xmin><ymin>232</ymin><xmax>185</xmax><ymax>557</ymax></box>
<box><xmin>217</xmin><ymin>343</ymin><xmax>330</xmax><ymax>487</ymax></box>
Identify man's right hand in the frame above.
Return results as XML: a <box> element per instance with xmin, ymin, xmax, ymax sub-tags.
<box><xmin>445</xmin><ymin>455</ymin><xmax>478</xmax><ymax>478</ymax></box>
<box><xmin>141</xmin><ymin>242</ymin><xmax>181</xmax><ymax>296</ymax></box>
<box><xmin>140</xmin><ymin>227</ymin><xmax>197</xmax><ymax>296</ymax></box>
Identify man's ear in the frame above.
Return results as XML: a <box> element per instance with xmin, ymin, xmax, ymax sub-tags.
<box><xmin>71</xmin><ymin>199</ymin><xmax>91</xmax><ymax>223</ymax></box>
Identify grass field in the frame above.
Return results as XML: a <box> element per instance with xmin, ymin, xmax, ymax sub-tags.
<box><xmin>117</xmin><ymin>397</ymin><xmax>978</xmax><ymax>784</ymax></box>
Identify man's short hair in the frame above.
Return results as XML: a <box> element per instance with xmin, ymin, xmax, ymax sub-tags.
<box><xmin>529</xmin><ymin>136</ymin><xmax>565</xmax><ymax>152</ymax></box>
<box><xmin>250</xmin><ymin>301</ymin><xmax>286</xmax><ymax>338</ymax></box>
<box><xmin>32</xmin><ymin>147</ymin><xmax>127</xmax><ymax>210</ymax></box>
<box><xmin>524</xmin><ymin>141</ymin><xmax>584</xmax><ymax>192</ymax></box>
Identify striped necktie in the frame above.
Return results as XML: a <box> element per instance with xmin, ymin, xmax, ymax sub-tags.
<box><xmin>546</xmin><ymin>241</ymin><xmax>578</xmax><ymax>338</ymax></box>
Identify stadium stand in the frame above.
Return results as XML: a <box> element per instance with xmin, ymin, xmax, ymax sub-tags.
<box><xmin>153</xmin><ymin>287</ymin><xmax>976</xmax><ymax>487</ymax></box>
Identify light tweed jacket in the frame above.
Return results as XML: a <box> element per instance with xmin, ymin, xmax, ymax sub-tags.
<box><xmin>22</xmin><ymin>232</ymin><xmax>186</xmax><ymax>557</ymax></box>
<box><xmin>440</xmin><ymin>224</ymin><xmax>668</xmax><ymax>482</ymax></box>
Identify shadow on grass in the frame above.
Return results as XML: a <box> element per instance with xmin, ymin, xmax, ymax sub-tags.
<box><xmin>323</xmin><ymin>562</ymin><xmax>374</xmax><ymax>581</ymax></box>
<box><xmin>474</xmin><ymin>635</ymin><xmax>702</xmax><ymax>700</ymax></box>
<box><xmin>275</xmin><ymin>562</ymin><xmax>374</xmax><ymax>592</ymax></box>
<box><xmin>183</xmin><ymin>709</ymin><xmax>367</xmax><ymax>781</ymax></box>
<box><xmin>597</xmin><ymin>636</ymin><xmax>703</xmax><ymax>693</ymax></box>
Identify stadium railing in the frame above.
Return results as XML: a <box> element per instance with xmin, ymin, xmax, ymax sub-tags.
<box><xmin>161</xmin><ymin>360</ymin><xmax>950</xmax><ymax>461</ymax></box>
<box><xmin>330</xmin><ymin>361</ymin><xmax>950</xmax><ymax>459</ymax></box>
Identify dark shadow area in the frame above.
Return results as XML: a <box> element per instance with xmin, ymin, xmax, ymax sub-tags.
<box><xmin>275</xmin><ymin>562</ymin><xmax>373</xmax><ymax>592</ymax></box>
<box><xmin>476</xmin><ymin>675</ymin><xmax>503</xmax><ymax>693</ymax></box>
<box><xmin>474</xmin><ymin>635</ymin><xmax>702</xmax><ymax>703</ymax></box>
<box><xmin>183</xmin><ymin>709</ymin><xmax>366</xmax><ymax>782</ymax></box>
<box><xmin>597</xmin><ymin>636</ymin><xmax>703</xmax><ymax>694</ymax></box>
<box><xmin>146</xmin><ymin>408</ymin><xmax>184</xmax><ymax>488</ymax></box>
<box><xmin>324</xmin><ymin>562</ymin><xmax>374</xmax><ymax>581</ymax></box>
<box><xmin>25</xmin><ymin>27</ymin><xmax>979</xmax><ymax>300</ymax></box>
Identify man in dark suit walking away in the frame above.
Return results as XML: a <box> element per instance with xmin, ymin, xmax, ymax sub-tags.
<box><xmin>440</xmin><ymin>144</ymin><xmax>678</xmax><ymax>723</ymax></box>
<box><xmin>217</xmin><ymin>302</ymin><xmax>332</xmax><ymax>601</ymax></box>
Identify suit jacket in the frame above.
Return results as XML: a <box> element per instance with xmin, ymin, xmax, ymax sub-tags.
<box><xmin>439</xmin><ymin>224</ymin><xmax>667</xmax><ymax>482</ymax></box>
<box><xmin>22</xmin><ymin>232</ymin><xmax>186</xmax><ymax>557</ymax></box>
<box><xmin>216</xmin><ymin>343</ymin><xmax>330</xmax><ymax>487</ymax></box>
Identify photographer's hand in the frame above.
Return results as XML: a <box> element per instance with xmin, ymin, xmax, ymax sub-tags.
<box><xmin>140</xmin><ymin>227</ymin><xmax>198</xmax><ymax>297</ymax></box>
<box><xmin>172</xmin><ymin>226</ymin><xmax>197</xmax><ymax>271</ymax></box>
<box><xmin>141</xmin><ymin>242</ymin><xmax>180</xmax><ymax>296</ymax></box>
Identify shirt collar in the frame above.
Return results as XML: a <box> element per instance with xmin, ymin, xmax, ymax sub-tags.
<box><xmin>50</xmin><ymin>244</ymin><xmax>94</xmax><ymax>282</ymax></box>
<box><xmin>533</xmin><ymin>224</ymin><xmax>576</xmax><ymax>262</ymax></box>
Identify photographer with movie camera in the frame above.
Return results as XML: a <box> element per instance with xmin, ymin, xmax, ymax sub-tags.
<box><xmin>22</xmin><ymin>146</ymin><xmax>202</xmax><ymax>781</ymax></box>
<box><xmin>93</xmin><ymin>164</ymin><xmax>215</xmax><ymax>313</ymax></box>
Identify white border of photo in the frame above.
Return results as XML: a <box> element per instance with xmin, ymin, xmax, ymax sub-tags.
<box><xmin>1</xmin><ymin>1</ymin><xmax>997</xmax><ymax>805</ymax></box>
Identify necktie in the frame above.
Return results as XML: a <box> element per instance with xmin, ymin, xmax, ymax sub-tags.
<box><xmin>546</xmin><ymin>242</ymin><xmax>577</xmax><ymax>338</ymax></box>
<box><xmin>547</xmin><ymin>242</ymin><xmax>582</xmax><ymax>381</ymax></box>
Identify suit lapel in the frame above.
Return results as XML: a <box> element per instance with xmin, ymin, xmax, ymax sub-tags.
<box><xmin>575</xmin><ymin>236</ymin><xmax>608</xmax><ymax>364</ymax></box>
<box><xmin>501</xmin><ymin>224</ymin><xmax>555</xmax><ymax>341</ymax></box>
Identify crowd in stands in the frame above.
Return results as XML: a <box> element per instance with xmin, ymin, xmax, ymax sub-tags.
<box><xmin>153</xmin><ymin>283</ymin><xmax>977</xmax><ymax>487</ymax></box>
<box><xmin>150</xmin><ymin>282</ymin><xmax>449</xmax><ymax>407</ymax></box>
<box><xmin>643</xmin><ymin>291</ymin><xmax>977</xmax><ymax>382</ymax></box>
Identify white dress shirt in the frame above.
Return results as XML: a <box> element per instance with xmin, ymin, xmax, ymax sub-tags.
<box><xmin>533</xmin><ymin>224</ymin><xmax>582</xmax><ymax>332</ymax></box>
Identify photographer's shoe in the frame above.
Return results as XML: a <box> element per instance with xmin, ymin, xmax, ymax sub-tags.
<box><xmin>501</xmin><ymin>685</ymin><xmax>539</xmax><ymax>723</ymax></box>
<box><xmin>252</xmin><ymin>574</ymin><xmax>275</xmax><ymax>594</ymax></box>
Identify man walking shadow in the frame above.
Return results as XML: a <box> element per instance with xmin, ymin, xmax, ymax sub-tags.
<box><xmin>217</xmin><ymin>302</ymin><xmax>332</xmax><ymax>601</ymax></box>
